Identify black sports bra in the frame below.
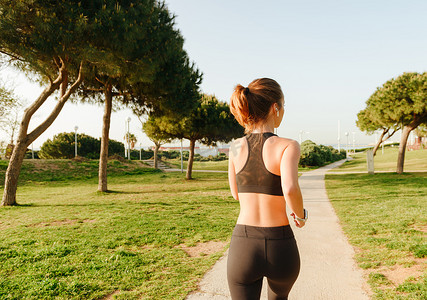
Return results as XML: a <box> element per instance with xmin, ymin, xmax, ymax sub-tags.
<box><xmin>235</xmin><ymin>132</ymin><xmax>283</xmax><ymax>196</ymax></box>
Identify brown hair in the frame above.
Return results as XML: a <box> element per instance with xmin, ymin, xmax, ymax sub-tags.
<box><xmin>230</xmin><ymin>78</ymin><xmax>284</xmax><ymax>133</ymax></box>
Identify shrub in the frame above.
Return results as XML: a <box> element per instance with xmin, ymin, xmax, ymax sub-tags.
<box><xmin>158</xmin><ymin>150</ymin><xmax>180</xmax><ymax>159</ymax></box>
<box><xmin>24</xmin><ymin>150</ymin><xmax>39</xmax><ymax>159</ymax></box>
<box><xmin>299</xmin><ymin>140</ymin><xmax>345</xmax><ymax>167</ymax></box>
<box><xmin>300</xmin><ymin>140</ymin><xmax>323</xmax><ymax>166</ymax></box>
<box><xmin>39</xmin><ymin>132</ymin><xmax>125</xmax><ymax>159</ymax></box>
<box><xmin>129</xmin><ymin>149</ymin><xmax>153</xmax><ymax>160</ymax></box>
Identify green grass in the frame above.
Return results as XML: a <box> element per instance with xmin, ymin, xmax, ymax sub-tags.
<box><xmin>166</xmin><ymin>159</ymin><xmax>229</xmax><ymax>171</ymax></box>
<box><xmin>0</xmin><ymin>160</ymin><xmax>239</xmax><ymax>299</ymax></box>
<box><xmin>325</xmin><ymin>172</ymin><xmax>427</xmax><ymax>299</ymax></box>
<box><xmin>0</xmin><ymin>159</ymin><xmax>161</xmax><ymax>186</ymax></box>
<box><xmin>333</xmin><ymin>148</ymin><xmax>427</xmax><ymax>173</ymax></box>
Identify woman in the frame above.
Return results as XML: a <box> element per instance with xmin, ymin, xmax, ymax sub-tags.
<box><xmin>227</xmin><ymin>78</ymin><xmax>307</xmax><ymax>300</ymax></box>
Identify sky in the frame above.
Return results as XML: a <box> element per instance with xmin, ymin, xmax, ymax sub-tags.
<box><xmin>1</xmin><ymin>0</ymin><xmax>426</xmax><ymax>150</ymax></box>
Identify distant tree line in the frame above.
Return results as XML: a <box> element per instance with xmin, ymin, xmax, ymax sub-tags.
<box><xmin>37</xmin><ymin>132</ymin><xmax>230</xmax><ymax>162</ymax></box>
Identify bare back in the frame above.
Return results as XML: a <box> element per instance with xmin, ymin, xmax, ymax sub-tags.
<box><xmin>228</xmin><ymin>134</ymin><xmax>301</xmax><ymax>227</ymax></box>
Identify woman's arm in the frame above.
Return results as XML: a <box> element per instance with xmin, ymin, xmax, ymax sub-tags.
<box><xmin>228</xmin><ymin>142</ymin><xmax>239</xmax><ymax>201</ymax></box>
<box><xmin>280</xmin><ymin>140</ymin><xmax>305</xmax><ymax>228</ymax></box>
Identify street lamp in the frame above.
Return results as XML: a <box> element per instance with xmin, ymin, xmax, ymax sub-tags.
<box><xmin>74</xmin><ymin>126</ymin><xmax>78</xmax><ymax>157</ymax></box>
<box><xmin>124</xmin><ymin>120</ymin><xmax>127</xmax><ymax>158</ymax></box>
<box><xmin>127</xmin><ymin>117</ymin><xmax>131</xmax><ymax>160</ymax></box>
<box><xmin>345</xmin><ymin>132</ymin><xmax>349</xmax><ymax>158</ymax></box>
<box><xmin>352</xmin><ymin>132</ymin><xmax>356</xmax><ymax>154</ymax></box>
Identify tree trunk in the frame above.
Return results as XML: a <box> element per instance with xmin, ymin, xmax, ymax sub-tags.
<box><xmin>153</xmin><ymin>142</ymin><xmax>160</xmax><ymax>169</ymax></box>
<box><xmin>397</xmin><ymin>126</ymin><xmax>413</xmax><ymax>174</ymax></box>
<box><xmin>1</xmin><ymin>61</ymin><xmax>83</xmax><ymax>206</ymax></box>
<box><xmin>372</xmin><ymin>130</ymin><xmax>386</xmax><ymax>156</ymax></box>
<box><xmin>1</xmin><ymin>142</ymin><xmax>27</xmax><ymax>206</ymax></box>
<box><xmin>373</xmin><ymin>128</ymin><xmax>399</xmax><ymax>156</ymax></box>
<box><xmin>98</xmin><ymin>84</ymin><xmax>113</xmax><ymax>192</ymax></box>
<box><xmin>186</xmin><ymin>139</ymin><xmax>196</xmax><ymax>180</ymax></box>
<box><xmin>396</xmin><ymin>115</ymin><xmax>425</xmax><ymax>174</ymax></box>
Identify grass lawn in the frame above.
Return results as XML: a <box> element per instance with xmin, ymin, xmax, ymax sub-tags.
<box><xmin>325</xmin><ymin>172</ymin><xmax>427</xmax><ymax>299</ymax></box>
<box><xmin>0</xmin><ymin>159</ymin><xmax>238</xmax><ymax>299</ymax></box>
<box><xmin>165</xmin><ymin>158</ymin><xmax>318</xmax><ymax>173</ymax></box>
<box><xmin>166</xmin><ymin>159</ymin><xmax>229</xmax><ymax>171</ymax></box>
<box><xmin>0</xmin><ymin>159</ymin><xmax>158</xmax><ymax>184</ymax></box>
<box><xmin>333</xmin><ymin>148</ymin><xmax>427</xmax><ymax>173</ymax></box>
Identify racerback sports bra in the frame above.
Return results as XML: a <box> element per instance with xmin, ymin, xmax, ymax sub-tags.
<box><xmin>235</xmin><ymin>132</ymin><xmax>284</xmax><ymax>196</ymax></box>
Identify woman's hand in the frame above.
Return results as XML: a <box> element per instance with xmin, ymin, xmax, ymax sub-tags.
<box><xmin>290</xmin><ymin>212</ymin><xmax>306</xmax><ymax>228</ymax></box>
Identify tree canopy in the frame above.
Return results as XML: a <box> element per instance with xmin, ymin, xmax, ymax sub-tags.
<box><xmin>356</xmin><ymin>108</ymin><xmax>399</xmax><ymax>156</ymax></box>
<box><xmin>0</xmin><ymin>0</ymin><xmax>201</xmax><ymax>205</ymax></box>
<box><xmin>69</xmin><ymin>1</ymin><xmax>202</xmax><ymax>192</ymax></box>
<box><xmin>0</xmin><ymin>0</ymin><xmax>90</xmax><ymax>82</ymax></box>
<box><xmin>142</xmin><ymin>114</ymin><xmax>173</xmax><ymax>168</ymax></box>
<box><xmin>0</xmin><ymin>0</ymin><xmax>92</xmax><ymax>205</ymax></box>
<box><xmin>356</xmin><ymin>72</ymin><xmax>427</xmax><ymax>172</ymax></box>
<box><xmin>143</xmin><ymin>94</ymin><xmax>244</xmax><ymax>179</ymax></box>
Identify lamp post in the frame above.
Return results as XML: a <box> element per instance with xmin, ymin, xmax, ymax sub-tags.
<box><xmin>127</xmin><ymin>117</ymin><xmax>131</xmax><ymax>160</ymax></box>
<box><xmin>74</xmin><ymin>126</ymin><xmax>78</xmax><ymax>157</ymax></box>
<box><xmin>124</xmin><ymin>120</ymin><xmax>127</xmax><ymax>158</ymax></box>
<box><xmin>345</xmin><ymin>132</ymin><xmax>349</xmax><ymax>158</ymax></box>
<box><xmin>352</xmin><ymin>132</ymin><xmax>356</xmax><ymax>154</ymax></box>
<box><xmin>139</xmin><ymin>143</ymin><xmax>142</xmax><ymax>161</ymax></box>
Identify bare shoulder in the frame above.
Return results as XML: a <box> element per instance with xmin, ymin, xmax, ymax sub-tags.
<box><xmin>273</xmin><ymin>138</ymin><xmax>300</xmax><ymax>164</ymax></box>
<box><xmin>269</xmin><ymin>136</ymin><xmax>300</xmax><ymax>151</ymax></box>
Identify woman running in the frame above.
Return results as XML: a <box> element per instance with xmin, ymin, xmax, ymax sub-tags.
<box><xmin>227</xmin><ymin>78</ymin><xmax>307</xmax><ymax>300</ymax></box>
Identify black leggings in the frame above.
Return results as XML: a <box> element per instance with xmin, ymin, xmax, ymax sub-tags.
<box><xmin>227</xmin><ymin>225</ymin><xmax>300</xmax><ymax>300</ymax></box>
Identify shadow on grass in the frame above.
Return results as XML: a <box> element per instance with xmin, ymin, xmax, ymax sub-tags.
<box><xmin>96</xmin><ymin>190</ymin><xmax>136</xmax><ymax>195</ymax></box>
<box><xmin>0</xmin><ymin>203</ymin><xmax>36</xmax><ymax>208</ymax></box>
<box><xmin>10</xmin><ymin>199</ymin><xmax>231</xmax><ymax>207</ymax></box>
<box><xmin>16</xmin><ymin>203</ymin><xmax>35</xmax><ymax>207</ymax></box>
<box><xmin>94</xmin><ymin>189</ymin><xmax>174</xmax><ymax>195</ymax></box>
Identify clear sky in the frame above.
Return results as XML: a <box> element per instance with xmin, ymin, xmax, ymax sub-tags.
<box><xmin>1</xmin><ymin>0</ymin><xmax>426</xmax><ymax>149</ymax></box>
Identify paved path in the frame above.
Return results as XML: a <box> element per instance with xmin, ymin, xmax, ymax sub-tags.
<box><xmin>187</xmin><ymin>160</ymin><xmax>370</xmax><ymax>300</ymax></box>
<box><xmin>327</xmin><ymin>170</ymin><xmax>426</xmax><ymax>174</ymax></box>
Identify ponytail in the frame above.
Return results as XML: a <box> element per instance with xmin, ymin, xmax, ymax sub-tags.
<box><xmin>230</xmin><ymin>78</ymin><xmax>284</xmax><ymax>133</ymax></box>
<box><xmin>230</xmin><ymin>84</ymin><xmax>252</xmax><ymax>131</ymax></box>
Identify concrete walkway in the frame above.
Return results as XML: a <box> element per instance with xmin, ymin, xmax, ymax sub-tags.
<box><xmin>187</xmin><ymin>160</ymin><xmax>370</xmax><ymax>300</ymax></box>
